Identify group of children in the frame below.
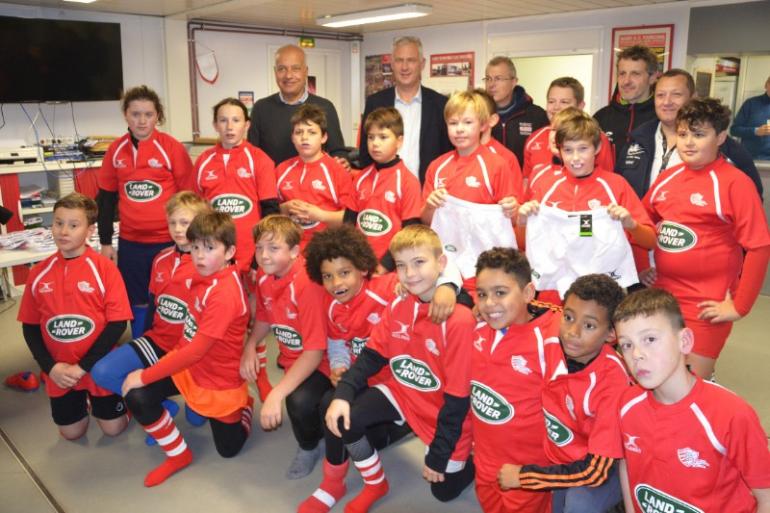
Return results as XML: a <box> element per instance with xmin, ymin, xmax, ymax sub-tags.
<box><xmin>15</xmin><ymin>80</ymin><xmax>770</xmax><ymax>513</ymax></box>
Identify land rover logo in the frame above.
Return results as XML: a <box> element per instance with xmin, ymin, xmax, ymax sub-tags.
<box><xmin>390</xmin><ymin>355</ymin><xmax>440</xmax><ymax>391</ymax></box>
<box><xmin>211</xmin><ymin>194</ymin><xmax>253</xmax><ymax>219</ymax></box>
<box><xmin>351</xmin><ymin>337</ymin><xmax>368</xmax><ymax>357</ymax></box>
<box><xmin>657</xmin><ymin>221</ymin><xmax>697</xmax><ymax>253</ymax></box>
<box><xmin>544</xmin><ymin>409</ymin><xmax>574</xmax><ymax>446</ymax></box>
<box><xmin>635</xmin><ymin>484</ymin><xmax>703</xmax><ymax>513</ymax></box>
<box><xmin>357</xmin><ymin>209</ymin><xmax>392</xmax><ymax>236</ymax></box>
<box><xmin>156</xmin><ymin>295</ymin><xmax>187</xmax><ymax>324</ymax></box>
<box><xmin>183</xmin><ymin>314</ymin><xmax>198</xmax><ymax>341</ymax></box>
<box><xmin>273</xmin><ymin>324</ymin><xmax>302</xmax><ymax>350</ymax></box>
<box><xmin>46</xmin><ymin>315</ymin><xmax>94</xmax><ymax>343</ymax></box>
<box><xmin>470</xmin><ymin>381</ymin><xmax>514</xmax><ymax>424</ymax></box>
<box><xmin>125</xmin><ymin>180</ymin><xmax>162</xmax><ymax>202</ymax></box>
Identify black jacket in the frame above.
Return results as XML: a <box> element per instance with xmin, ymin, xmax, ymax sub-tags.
<box><xmin>358</xmin><ymin>86</ymin><xmax>452</xmax><ymax>185</ymax></box>
<box><xmin>491</xmin><ymin>85</ymin><xmax>548</xmax><ymax>167</ymax></box>
<box><xmin>593</xmin><ymin>87</ymin><xmax>656</xmax><ymax>163</ymax></box>
<box><xmin>617</xmin><ymin>119</ymin><xmax>763</xmax><ymax>199</ymax></box>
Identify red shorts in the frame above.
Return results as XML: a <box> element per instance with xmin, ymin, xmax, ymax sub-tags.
<box><xmin>475</xmin><ymin>480</ymin><xmax>552</xmax><ymax>513</ymax></box>
<box><xmin>685</xmin><ymin>316</ymin><xmax>733</xmax><ymax>359</ymax></box>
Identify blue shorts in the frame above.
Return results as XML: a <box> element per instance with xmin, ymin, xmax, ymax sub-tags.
<box><xmin>117</xmin><ymin>238</ymin><xmax>173</xmax><ymax>305</ymax></box>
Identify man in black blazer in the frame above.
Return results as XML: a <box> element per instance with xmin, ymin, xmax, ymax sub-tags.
<box><xmin>357</xmin><ymin>36</ymin><xmax>452</xmax><ymax>185</ymax></box>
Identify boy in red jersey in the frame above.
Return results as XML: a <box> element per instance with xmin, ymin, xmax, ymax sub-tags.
<box><xmin>195</xmin><ymin>98</ymin><xmax>279</xmax><ymax>274</ymax></box>
<box><xmin>613</xmin><ymin>288</ymin><xmax>770</xmax><ymax>513</ymax></box>
<box><xmin>240</xmin><ymin>215</ymin><xmax>331</xmax><ymax>479</ymax></box>
<box><xmin>92</xmin><ymin>192</ymin><xmax>212</xmax><ymax>438</ymax></box>
<box><xmin>18</xmin><ymin>193</ymin><xmax>132</xmax><ymax>441</ymax></box>
<box><xmin>503</xmin><ymin>274</ymin><xmax>632</xmax><ymax>513</ymax></box>
<box><xmin>470</xmin><ymin>247</ymin><xmax>557</xmax><ymax>513</ymax></box>
<box><xmin>275</xmin><ymin>104</ymin><xmax>354</xmax><ymax>249</ymax></box>
<box><xmin>422</xmin><ymin>91</ymin><xmax>522</xmax><ymax>293</ymax></box>
<box><xmin>518</xmin><ymin>110</ymin><xmax>656</xmax><ymax>298</ymax></box>
<box><xmin>523</xmin><ymin>78</ymin><xmax>614</xmax><ymax>181</ymax></box>
<box><xmin>298</xmin><ymin>225</ymin><xmax>462</xmax><ymax>513</ymax></box>
<box><xmin>343</xmin><ymin>107</ymin><xmax>422</xmax><ymax>270</ymax></box>
<box><xmin>641</xmin><ymin>98</ymin><xmax>770</xmax><ymax>379</ymax></box>
<box><xmin>325</xmin><ymin>225</ymin><xmax>477</xmax><ymax>513</ymax></box>
<box><xmin>122</xmin><ymin>212</ymin><xmax>252</xmax><ymax>487</ymax></box>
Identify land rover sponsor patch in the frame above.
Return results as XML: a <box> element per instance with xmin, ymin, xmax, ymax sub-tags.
<box><xmin>46</xmin><ymin>315</ymin><xmax>95</xmax><ymax>343</ymax></box>
<box><xmin>470</xmin><ymin>381</ymin><xmax>514</xmax><ymax>424</ymax></box>
<box><xmin>125</xmin><ymin>180</ymin><xmax>162</xmax><ymax>202</ymax></box>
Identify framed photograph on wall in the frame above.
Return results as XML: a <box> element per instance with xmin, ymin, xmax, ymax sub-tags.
<box><xmin>609</xmin><ymin>24</ymin><xmax>674</xmax><ymax>100</ymax></box>
<box><xmin>430</xmin><ymin>52</ymin><xmax>474</xmax><ymax>89</ymax></box>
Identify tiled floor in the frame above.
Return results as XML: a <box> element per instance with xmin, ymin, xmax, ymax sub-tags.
<box><xmin>0</xmin><ymin>296</ymin><xmax>768</xmax><ymax>513</ymax></box>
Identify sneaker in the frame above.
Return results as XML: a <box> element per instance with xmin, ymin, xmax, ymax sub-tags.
<box><xmin>4</xmin><ymin>371</ymin><xmax>40</xmax><ymax>391</ymax></box>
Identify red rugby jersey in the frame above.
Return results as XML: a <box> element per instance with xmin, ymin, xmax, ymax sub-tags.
<box><xmin>97</xmin><ymin>130</ymin><xmax>193</xmax><ymax>243</ymax></box>
<box><xmin>18</xmin><ymin>247</ymin><xmax>132</xmax><ymax>397</ymax></box>
<box><xmin>643</xmin><ymin>157</ymin><xmax>770</xmax><ymax>318</ymax></box>
<box><xmin>143</xmin><ymin>247</ymin><xmax>196</xmax><ymax>352</ymax></box>
<box><xmin>484</xmin><ymin>137</ymin><xmax>524</xmax><ymax>192</ymax></box>
<box><xmin>254</xmin><ymin>257</ymin><xmax>330</xmax><ymax>376</ymax></box>
<box><xmin>470</xmin><ymin>309</ymin><xmax>559</xmax><ymax>483</ymax></box>
<box><xmin>366</xmin><ymin>294</ymin><xmax>475</xmax><ymax>462</ymax></box>
<box><xmin>194</xmin><ymin>142</ymin><xmax>277</xmax><ymax>273</ymax></box>
<box><xmin>275</xmin><ymin>153</ymin><xmax>354</xmax><ymax>248</ymax></box>
<box><xmin>353</xmin><ymin>161</ymin><xmax>421</xmax><ymax>259</ymax></box>
<box><xmin>615</xmin><ymin>378</ymin><xmax>770</xmax><ymax>513</ymax></box>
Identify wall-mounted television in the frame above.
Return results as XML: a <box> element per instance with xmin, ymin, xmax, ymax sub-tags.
<box><xmin>0</xmin><ymin>16</ymin><xmax>123</xmax><ymax>103</ymax></box>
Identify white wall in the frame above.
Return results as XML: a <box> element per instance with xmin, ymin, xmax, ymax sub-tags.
<box><xmin>0</xmin><ymin>3</ymin><xmax>168</xmax><ymax>144</ymax></box>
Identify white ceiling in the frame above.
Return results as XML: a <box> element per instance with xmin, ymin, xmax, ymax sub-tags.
<box><xmin>7</xmin><ymin>0</ymin><xmax>672</xmax><ymax>33</ymax></box>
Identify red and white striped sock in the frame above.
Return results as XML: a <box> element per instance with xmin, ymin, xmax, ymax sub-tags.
<box><xmin>241</xmin><ymin>396</ymin><xmax>254</xmax><ymax>437</ymax></box>
<box><xmin>255</xmin><ymin>344</ymin><xmax>273</xmax><ymax>401</ymax></box>
<box><xmin>143</xmin><ymin>410</ymin><xmax>193</xmax><ymax>487</ymax></box>
<box><xmin>344</xmin><ymin>451</ymin><xmax>389</xmax><ymax>513</ymax></box>
<box><xmin>297</xmin><ymin>459</ymin><xmax>349</xmax><ymax>513</ymax></box>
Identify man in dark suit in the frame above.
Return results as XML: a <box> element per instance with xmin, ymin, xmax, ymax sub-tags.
<box><xmin>357</xmin><ymin>36</ymin><xmax>452</xmax><ymax>185</ymax></box>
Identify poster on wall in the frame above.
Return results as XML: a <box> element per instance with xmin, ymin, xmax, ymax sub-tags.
<box><xmin>238</xmin><ymin>91</ymin><xmax>254</xmax><ymax>109</ymax></box>
<box><xmin>430</xmin><ymin>52</ymin><xmax>474</xmax><ymax>89</ymax></box>
<box><xmin>365</xmin><ymin>54</ymin><xmax>393</xmax><ymax>97</ymax></box>
<box><xmin>609</xmin><ymin>24</ymin><xmax>674</xmax><ymax>100</ymax></box>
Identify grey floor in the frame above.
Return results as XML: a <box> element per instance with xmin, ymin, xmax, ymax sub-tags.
<box><xmin>1</xmin><ymin>296</ymin><xmax>768</xmax><ymax>513</ymax></box>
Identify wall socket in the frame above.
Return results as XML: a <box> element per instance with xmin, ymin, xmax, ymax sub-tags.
<box><xmin>39</xmin><ymin>136</ymin><xmax>76</xmax><ymax>146</ymax></box>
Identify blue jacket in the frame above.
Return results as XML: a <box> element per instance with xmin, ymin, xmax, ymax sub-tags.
<box><xmin>617</xmin><ymin>119</ymin><xmax>763</xmax><ymax>199</ymax></box>
<box><xmin>730</xmin><ymin>93</ymin><xmax>770</xmax><ymax>160</ymax></box>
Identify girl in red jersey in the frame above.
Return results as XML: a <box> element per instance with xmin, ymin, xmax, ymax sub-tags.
<box><xmin>194</xmin><ymin>98</ymin><xmax>280</xmax><ymax>275</ymax></box>
<box><xmin>97</xmin><ymin>85</ymin><xmax>194</xmax><ymax>338</ymax></box>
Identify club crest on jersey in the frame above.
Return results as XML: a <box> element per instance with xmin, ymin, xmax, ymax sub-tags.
<box><xmin>156</xmin><ymin>294</ymin><xmax>187</xmax><ymax>324</ymax></box>
<box><xmin>390</xmin><ymin>355</ymin><xmax>441</xmax><ymax>391</ymax></box>
<box><xmin>425</xmin><ymin>338</ymin><xmax>440</xmax><ymax>356</ymax></box>
<box><xmin>689</xmin><ymin>193</ymin><xmax>707</xmax><ymax>207</ymax></box>
<box><xmin>510</xmin><ymin>355</ymin><xmax>532</xmax><ymax>375</ymax></box>
<box><xmin>470</xmin><ymin>381</ymin><xmax>514</xmax><ymax>424</ymax></box>
<box><xmin>358</xmin><ymin>209</ymin><xmax>393</xmax><ymax>236</ymax></box>
<box><xmin>211</xmin><ymin>194</ymin><xmax>253</xmax><ymax>219</ymax></box>
<box><xmin>465</xmin><ymin>176</ymin><xmax>481</xmax><ymax>188</ymax></box>
<box><xmin>565</xmin><ymin>395</ymin><xmax>577</xmax><ymax>421</ymax></box>
<box><xmin>587</xmin><ymin>199</ymin><xmax>602</xmax><ymax>210</ymax></box>
<box><xmin>285</xmin><ymin>307</ymin><xmax>297</xmax><ymax>320</ymax></box>
<box><xmin>148</xmin><ymin>158</ymin><xmax>164</xmax><ymax>169</ymax></box>
<box><xmin>38</xmin><ymin>281</ymin><xmax>53</xmax><ymax>293</ymax></box>
<box><xmin>384</xmin><ymin>191</ymin><xmax>396</xmax><ymax>203</ymax></box>
<box><xmin>473</xmin><ymin>334</ymin><xmax>485</xmax><ymax>351</ymax></box>
<box><xmin>272</xmin><ymin>324</ymin><xmax>302</xmax><ymax>350</ymax></box>
<box><xmin>367</xmin><ymin>312</ymin><xmax>381</xmax><ymax>325</ymax></box>
<box><xmin>237</xmin><ymin>167</ymin><xmax>252</xmax><ymax>178</ymax></box>
<box><xmin>657</xmin><ymin>221</ymin><xmax>698</xmax><ymax>253</ymax></box>
<box><xmin>125</xmin><ymin>180</ymin><xmax>162</xmax><ymax>202</ymax></box>
<box><xmin>351</xmin><ymin>336</ymin><xmax>368</xmax><ymax>357</ymax></box>
<box><xmin>204</xmin><ymin>170</ymin><xmax>218</xmax><ymax>181</ymax></box>
<box><xmin>544</xmin><ymin>409</ymin><xmax>574</xmax><ymax>446</ymax></box>
<box><xmin>634</xmin><ymin>484</ymin><xmax>703</xmax><ymax>513</ymax></box>
<box><xmin>77</xmin><ymin>281</ymin><xmax>95</xmax><ymax>293</ymax></box>
<box><xmin>624</xmin><ymin>433</ymin><xmax>642</xmax><ymax>453</ymax></box>
<box><xmin>312</xmin><ymin>179</ymin><xmax>326</xmax><ymax>191</ymax></box>
<box><xmin>183</xmin><ymin>314</ymin><xmax>198</xmax><ymax>341</ymax></box>
<box><xmin>391</xmin><ymin>321</ymin><xmax>410</xmax><ymax>341</ymax></box>
<box><xmin>677</xmin><ymin>447</ymin><xmax>709</xmax><ymax>469</ymax></box>
<box><xmin>46</xmin><ymin>315</ymin><xmax>95</xmax><ymax>343</ymax></box>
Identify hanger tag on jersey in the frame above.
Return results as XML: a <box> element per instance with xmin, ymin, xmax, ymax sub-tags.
<box><xmin>579</xmin><ymin>214</ymin><xmax>592</xmax><ymax>237</ymax></box>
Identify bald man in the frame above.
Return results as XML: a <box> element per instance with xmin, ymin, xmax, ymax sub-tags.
<box><xmin>248</xmin><ymin>45</ymin><xmax>349</xmax><ymax>167</ymax></box>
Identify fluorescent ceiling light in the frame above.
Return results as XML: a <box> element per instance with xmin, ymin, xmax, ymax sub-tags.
<box><xmin>317</xmin><ymin>3</ymin><xmax>432</xmax><ymax>28</ymax></box>
<box><xmin>63</xmin><ymin>0</ymin><xmax>98</xmax><ymax>3</ymax></box>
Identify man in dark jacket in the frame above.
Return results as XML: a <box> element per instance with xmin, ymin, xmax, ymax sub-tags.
<box><xmin>357</xmin><ymin>36</ymin><xmax>451</xmax><ymax>185</ymax></box>
<box><xmin>484</xmin><ymin>56</ymin><xmax>548</xmax><ymax>166</ymax></box>
<box><xmin>594</xmin><ymin>45</ymin><xmax>658</xmax><ymax>162</ymax></box>
<box><xmin>617</xmin><ymin>69</ymin><xmax>762</xmax><ymax>199</ymax></box>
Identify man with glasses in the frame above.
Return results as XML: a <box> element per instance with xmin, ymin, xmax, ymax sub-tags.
<box><xmin>484</xmin><ymin>56</ymin><xmax>548</xmax><ymax>166</ymax></box>
<box><xmin>594</xmin><ymin>45</ymin><xmax>658</xmax><ymax>162</ymax></box>
<box><xmin>248</xmin><ymin>44</ymin><xmax>349</xmax><ymax>168</ymax></box>
<box><xmin>357</xmin><ymin>36</ymin><xmax>452</xmax><ymax>184</ymax></box>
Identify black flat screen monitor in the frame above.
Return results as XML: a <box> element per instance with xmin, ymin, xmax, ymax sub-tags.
<box><xmin>0</xmin><ymin>16</ymin><xmax>123</xmax><ymax>103</ymax></box>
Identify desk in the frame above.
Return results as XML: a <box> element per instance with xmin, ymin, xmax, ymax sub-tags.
<box><xmin>0</xmin><ymin>248</ymin><xmax>54</xmax><ymax>297</ymax></box>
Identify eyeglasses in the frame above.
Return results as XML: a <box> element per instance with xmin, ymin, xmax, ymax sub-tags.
<box><xmin>483</xmin><ymin>76</ymin><xmax>515</xmax><ymax>83</ymax></box>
